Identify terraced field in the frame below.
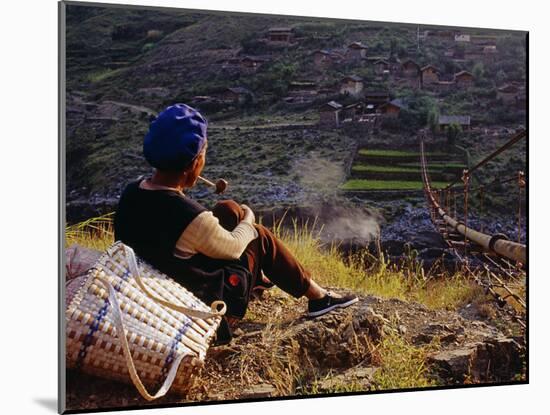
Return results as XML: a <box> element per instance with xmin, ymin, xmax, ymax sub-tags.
<box><xmin>341</xmin><ymin>147</ymin><xmax>466</xmax><ymax>192</ymax></box>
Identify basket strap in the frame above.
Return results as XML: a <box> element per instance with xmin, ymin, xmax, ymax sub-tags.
<box><xmin>123</xmin><ymin>244</ymin><xmax>227</xmax><ymax>319</ymax></box>
<box><xmin>96</xmin><ymin>276</ymin><xmax>187</xmax><ymax>401</ymax></box>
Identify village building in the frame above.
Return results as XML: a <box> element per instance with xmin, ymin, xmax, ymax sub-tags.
<box><xmin>222</xmin><ymin>87</ymin><xmax>253</xmax><ymax>104</ymax></box>
<box><xmin>377</xmin><ymin>98</ymin><xmax>408</xmax><ymax>118</ymax></box>
<box><xmin>341</xmin><ymin>102</ymin><xmax>366</xmax><ymax>122</ymax></box>
<box><xmin>340</xmin><ymin>75</ymin><xmax>364</xmax><ymax>96</ymax></box>
<box><xmin>312</xmin><ymin>50</ymin><xmax>343</xmax><ymax>68</ymax></box>
<box><xmin>483</xmin><ymin>45</ymin><xmax>497</xmax><ymax>54</ymax></box>
<box><xmin>435</xmin><ymin>80</ymin><xmax>456</xmax><ymax>92</ymax></box>
<box><xmin>454</xmin><ymin>70</ymin><xmax>475</xmax><ymax>88</ymax></box>
<box><xmin>240</xmin><ymin>56</ymin><xmax>268</xmax><ymax>73</ymax></box>
<box><xmin>190</xmin><ymin>96</ymin><xmax>220</xmax><ymax>107</ymax></box>
<box><xmin>285</xmin><ymin>81</ymin><xmax>318</xmax><ymax>104</ymax></box>
<box><xmin>221</xmin><ymin>57</ymin><xmax>242</xmax><ymax>71</ymax></box>
<box><xmin>267</xmin><ymin>27</ymin><xmax>293</xmax><ymax>43</ymax></box>
<box><xmin>471</xmin><ymin>35</ymin><xmax>498</xmax><ymax>45</ymax></box>
<box><xmin>374</xmin><ymin>59</ymin><xmax>390</xmax><ymax>75</ymax></box>
<box><xmin>319</xmin><ymin>101</ymin><xmax>343</xmax><ymax>128</ymax></box>
<box><xmin>346</xmin><ymin>41</ymin><xmax>368</xmax><ymax>61</ymax></box>
<box><xmin>401</xmin><ymin>59</ymin><xmax>421</xmax><ymax>78</ymax></box>
<box><xmin>438</xmin><ymin>115</ymin><xmax>471</xmax><ymax>131</ymax></box>
<box><xmin>445</xmin><ymin>46</ymin><xmax>467</xmax><ymax>59</ymax></box>
<box><xmin>222</xmin><ymin>56</ymin><xmax>268</xmax><ymax>74</ymax></box>
<box><xmin>421</xmin><ymin>65</ymin><xmax>440</xmax><ymax>86</ymax></box>
<box><xmin>454</xmin><ymin>34</ymin><xmax>471</xmax><ymax>42</ymax></box>
<box><xmin>288</xmin><ymin>81</ymin><xmax>317</xmax><ymax>95</ymax></box>
<box><xmin>422</xmin><ymin>29</ymin><xmax>455</xmax><ymax>39</ymax></box>
<box><xmin>464</xmin><ymin>46</ymin><xmax>484</xmax><ymax>61</ymax></box>
<box><xmin>444</xmin><ymin>49</ymin><xmax>455</xmax><ymax>58</ymax></box>
<box><xmin>497</xmin><ymin>84</ymin><xmax>520</xmax><ymax>104</ymax></box>
<box><xmin>317</xmin><ymin>86</ymin><xmax>337</xmax><ymax>98</ymax></box>
<box><xmin>388</xmin><ymin>55</ymin><xmax>402</xmax><ymax>74</ymax></box>
<box><xmin>364</xmin><ymin>90</ymin><xmax>390</xmax><ymax>106</ymax></box>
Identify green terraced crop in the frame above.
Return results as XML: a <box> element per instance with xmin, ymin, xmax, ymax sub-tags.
<box><xmin>340</xmin><ymin>179</ymin><xmax>449</xmax><ymax>190</ymax></box>
<box><xmin>358</xmin><ymin>149</ymin><xmax>418</xmax><ymax>157</ymax></box>
<box><xmin>352</xmin><ymin>165</ymin><xmax>420</xmax><ymax>173</ymax></box>
<box><xmin>357</xmin><ymin>149</ymin><xmax>449</xmax><ymax>158</ymax></box>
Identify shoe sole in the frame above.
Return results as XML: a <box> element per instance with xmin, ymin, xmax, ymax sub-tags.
<box><xmin>307</xmin><ymin>297</ymin><xmax>359</xmax><ymax>318</ymax></box>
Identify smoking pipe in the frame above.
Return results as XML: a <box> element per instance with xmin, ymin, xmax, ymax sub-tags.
<box><xmin>198</xmin><ymin>176</ymin><xmax>228</xmax><ymax>194</ymax></box>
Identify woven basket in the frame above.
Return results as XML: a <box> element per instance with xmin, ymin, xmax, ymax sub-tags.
<box><xmin>66</xmin><ymin>241</ymin><xmax>226</xmax><ymax>401</ymax></box>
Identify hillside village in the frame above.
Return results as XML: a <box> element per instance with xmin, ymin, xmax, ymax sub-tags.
<box><xmin>184</xmin><ymin>29</ymin><xmax>525</xmax><ymax>132</ymax></box>
<box><xmin>65</xmin><ymin>6</ymin><xmax>527</xmax><ymax>248</ymax></box>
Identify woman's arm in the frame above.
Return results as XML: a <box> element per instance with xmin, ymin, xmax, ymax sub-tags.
<box><xmin>174</xmin><ymin>209</ymin><xmax>258</xmax><ymax>260</ymax></box>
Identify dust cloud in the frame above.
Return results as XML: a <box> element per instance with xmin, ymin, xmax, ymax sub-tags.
<box><xmin>292</xmin><ymin>152</ymin><xmax>382</xmax><ymax>243</ymax></box>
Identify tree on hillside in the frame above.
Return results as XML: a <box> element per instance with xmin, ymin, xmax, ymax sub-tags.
<box><xmin>472</xmin><ymin>62</ymin><xmax>485</xmax><ymax>83</ymax></box>
<box><xmin>496</xmin><ymin>69</ymin><xmax>507</xmax><ymax>85</ymax></box>
<box><xmin>445</xmin><ymin>122</ymin><xmax>462</xmax><ymax>147</ymax></box>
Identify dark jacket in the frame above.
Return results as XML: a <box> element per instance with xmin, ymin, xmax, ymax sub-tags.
<box><xmin>114</xmin><ymin>178</ymin><xmax>252</xmax><ymax>319</ymax></box>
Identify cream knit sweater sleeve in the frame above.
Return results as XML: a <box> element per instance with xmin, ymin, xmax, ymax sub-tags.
<box><xmin>174</xmin><ymin>211</ymin><xmax>259</xmax><ymax>261</ymax></box>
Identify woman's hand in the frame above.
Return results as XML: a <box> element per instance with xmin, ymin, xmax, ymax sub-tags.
<box><xmin>240</xmin><ymin>204</ymin><xmax>256</xmax><ymax>224</ymax></box>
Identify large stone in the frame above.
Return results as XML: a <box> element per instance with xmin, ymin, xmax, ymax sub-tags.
<box><xmin>428</xmin><ymin>337</ymin><xmax>522</xmax><ymax>382</ymax></box>
<box><xmin>280</xmin><ymin>301</ymin><xmax>385</xmax><ymax>371</ymax></box>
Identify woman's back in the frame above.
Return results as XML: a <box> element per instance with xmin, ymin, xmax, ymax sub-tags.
<box><xmin>114</xmin><ymin>178</ymin><xmax>207</xmax><ymax>268</ymax></box>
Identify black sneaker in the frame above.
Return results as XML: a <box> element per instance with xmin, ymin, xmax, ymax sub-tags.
<box><xmin>307</xmin><ymin>291</ymin><xmax>359</xmax><ymax>317</ymax></box>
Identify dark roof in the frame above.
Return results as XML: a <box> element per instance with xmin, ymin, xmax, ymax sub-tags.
<box><xmin>226</xmin><ymin>87</ymin><xmax>252</xmax><ymax>95</ymax></box>
<box><xmin>439</xmin><ymin>115</ymin><xmax>471</xmax><ymax>125</ymax></box>
<box><xmin>289</xmin><ymin>81</ymin><xmax>317</xmax><ymax>87</ymax></box>
<box><xmin>421</xmin><ymin>64</ymin><xmax>439</xmax><ymax>72</ymax></box>
<box><xmin>343</xmin><ymin>102</ymin><xmax>364</xmax><ymax>109</ymax></box>
<box><xmin>379</xmin><ymin>98</ymin><xmax>408</xmax><ymax>111</ymax></box>
<box><xmin>342</xmin><ymin>75</ymin><xmax>363</xmax><ymax>82</ymax></box>
<box><xmin>374</xmin><ymin>59</ymin><xmax>390</xmax><ymax>65</ymax></box>
<box><xmin>321</xmin><ymin>100</ymin><xmax>343</xmax><ymax>110</ymax></box>
<box><xmin>348</xmin><ymin>41</ymin><xmax>368</xmax><ymax>49</ymax></box>
<box><xmin>454</xmin><ymin>70</ymin><xmax>474</xmax><ymax>78</ymax></box>
<box><xmin>401</xmin><ymin>59</ymin><xmax>420</xmax><ymax>68</ymax></box>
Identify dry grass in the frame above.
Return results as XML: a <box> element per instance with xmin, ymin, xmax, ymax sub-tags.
<box><xmin>65</xmin><ymin>211</ymin><xmax>483</xmax><ymax>312</ymax></box>
<box><xmin>370</xmin><ymin>331</ymin><xmax>439</xmax><ymax>390</ymax></box>
<box><xmin>65</xmin><ymin>212</ymin><xmax>115</xmax><ymax>251</ymax></box>
<box><xmin>270</xmin><ymin>214</ymin><xmax>482</xmax><ymax>311</ymax></box>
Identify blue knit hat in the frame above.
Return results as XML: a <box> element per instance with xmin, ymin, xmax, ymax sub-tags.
<box><xmin>143</xmin><ymin>103</ymin><xmax>208</xmax><ymax>171</ymax></box>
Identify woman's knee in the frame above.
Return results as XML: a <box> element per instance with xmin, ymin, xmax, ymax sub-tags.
<box><xmin>212</xmin><ymin>199</ymin><xmax>245</xmax><ymax>230</ymax></box>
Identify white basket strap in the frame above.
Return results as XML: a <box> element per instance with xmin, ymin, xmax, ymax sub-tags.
<box><xmin>96</xmin><ymin>276</ymin><xmax>187</xmax><ymax>401</ymax></box>
<box><xmin>123</xmin><ymin>244</ymin><xmax>227</xmax><ymax>319</ymax></box>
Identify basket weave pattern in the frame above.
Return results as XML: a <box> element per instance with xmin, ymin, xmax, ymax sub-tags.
<box><xmin>66</xmin><ymin>241</ymin><xmax>224</xmax><ymax>399</ymax></box>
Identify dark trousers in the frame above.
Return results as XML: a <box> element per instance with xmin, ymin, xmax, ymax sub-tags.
<box><xmin>211</xmin><ymin>200</ymin><xmax>312</xmax><ymax>300</ymax></box>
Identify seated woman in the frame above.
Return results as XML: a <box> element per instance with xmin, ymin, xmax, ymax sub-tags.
<box><xmin>114</xmin><ymin>104</ymin><xmax>358</xmax><ymax>344</ymax></box>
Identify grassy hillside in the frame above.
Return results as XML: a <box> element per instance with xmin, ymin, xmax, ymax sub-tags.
<box><xmin>66</xmin><ymin>213</ymin><xmax>526</xmax><ymax>404</ymax></box>
<box><xmin>65</xmin><ymin>4</ymin><xmax>527</xmax><ymax>230</ymax></box>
